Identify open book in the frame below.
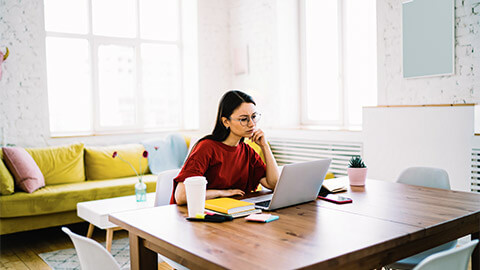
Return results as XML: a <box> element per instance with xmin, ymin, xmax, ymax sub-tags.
<box><xmin>322</xmin><ymin>178</ymin><xmax>348</xmax><ymax>193</ymax></box>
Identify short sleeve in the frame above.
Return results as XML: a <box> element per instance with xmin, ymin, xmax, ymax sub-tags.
<box><xmin>170</xmin><ymin>140</ymin><xmax>212</xmax><ymax>204</ymax></box>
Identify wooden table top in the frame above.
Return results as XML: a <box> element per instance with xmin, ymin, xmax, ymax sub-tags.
<box><xmin>109</xmin><ymin>178</ymin><xmax>480</xmax><ymax>270</ymax></box>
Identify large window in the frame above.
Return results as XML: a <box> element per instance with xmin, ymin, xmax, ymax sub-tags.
<box><xmin>300</xmin><ymin>0</ymin><xmax>377</xmax><ymax>129</ymax></box>
<box><xmin>44</xmin><ymin>0</ymin><xmax>198</xmax><ymax>136</ymax></box>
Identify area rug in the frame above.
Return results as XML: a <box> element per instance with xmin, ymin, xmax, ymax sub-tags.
<box><xmin>38</xmin><ymin>237</ymin><xmax>130</xmax><ymax>270</ymax></box>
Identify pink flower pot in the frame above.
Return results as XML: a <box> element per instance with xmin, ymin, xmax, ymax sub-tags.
<box><xmin>347</xmin><ymin>168</ymin><xmax>367</xmax><ymax>186</ymax></box>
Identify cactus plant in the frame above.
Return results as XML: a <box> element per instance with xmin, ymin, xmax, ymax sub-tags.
<box><xmin>348</xmin><ymin>156</ymin><xmax>366</xmax><ymax>168</ymax></box>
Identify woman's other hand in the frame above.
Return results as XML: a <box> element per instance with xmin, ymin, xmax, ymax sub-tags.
<box><xmin>220</xmin><ymin>189</ymin><xmax>245</xmax><ymax>197</ymax></box>
<box><xmin>250</xmin><ymin>129</ymin><xmax>267</xmax><ymax>147</ymax></box>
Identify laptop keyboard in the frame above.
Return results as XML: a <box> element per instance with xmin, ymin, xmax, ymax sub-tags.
<box><xmin>255</xmin><ymin>200</ymin><xmax>271</xmax><ymax>207</ymax></box>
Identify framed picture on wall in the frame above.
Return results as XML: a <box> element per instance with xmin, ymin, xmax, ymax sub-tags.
<box><xmin>402</xmin><ymin>0</ymin><xmax>454</xmax><ymax>78</ymax></box>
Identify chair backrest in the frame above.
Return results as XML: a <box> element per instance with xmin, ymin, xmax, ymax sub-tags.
<box><xmin>62</xmin><ymin>227</ymin><xmax>120</xmax><ymax>270</ymax></box>
<box><xmin>397</xmin><ymin>167</ymin><xmax>450</xmax><ymax>190</ymax></box>
<box><xmin>154</xmin><ymin>168</ymin><xmax>181</xmax><ymax>206</ymax></box>
<box><xmin>413</xmin><ymin>239</ymin><xmax>478</xmax><ymax>270</ymax></box>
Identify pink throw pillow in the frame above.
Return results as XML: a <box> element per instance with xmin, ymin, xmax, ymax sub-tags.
<box><xmin>2</xmin><ymin>147</ymin><xmax>45</xmax><ymax>193</ymax></box>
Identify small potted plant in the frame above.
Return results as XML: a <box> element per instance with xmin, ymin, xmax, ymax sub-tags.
<box><xmin>347</xmin><ymin>156</ymin><xmax>367</xmax><ymax>186</ymax></box>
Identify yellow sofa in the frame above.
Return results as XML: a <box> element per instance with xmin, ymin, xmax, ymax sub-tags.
<box><xmin>0</xmin><ymin>137</ymin><xmax>190</xmax><ymax>235</ymax></box>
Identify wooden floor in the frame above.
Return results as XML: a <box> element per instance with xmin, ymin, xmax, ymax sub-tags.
<box><xmin>0</xmin><ymin>222</ymin><xmax>173</xmax><ymax>270</ymax></box>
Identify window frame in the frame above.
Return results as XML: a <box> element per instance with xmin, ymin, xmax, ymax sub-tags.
<box><xmin>45</xmin><ymin>0</ymin><xmax>190</xmax><ymax>136</ymax></box>
<box><xmin>299</xmin><ymin>0</ymin><xmax>375</xmax><ymax>130</ymax></box>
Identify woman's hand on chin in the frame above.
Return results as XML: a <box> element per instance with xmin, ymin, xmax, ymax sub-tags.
<box><xmin>250</xmin><ymin>129</ymin><xmax>267</xmax><ymax>147</ymax></box>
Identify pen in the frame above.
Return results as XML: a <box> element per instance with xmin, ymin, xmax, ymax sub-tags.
<box><xmin>186</xmin><ymin>214</ymin><xmax>233</xmax><ymax>222</ymax></box>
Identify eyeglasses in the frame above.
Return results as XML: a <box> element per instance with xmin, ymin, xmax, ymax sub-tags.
<box><xmin>229</xmin><ymin>113</ymin><xmax>262</xmax><ymax>127</ymax></box>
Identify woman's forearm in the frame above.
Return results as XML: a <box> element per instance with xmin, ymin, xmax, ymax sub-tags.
<box><xmin>261</xmin><ymin>144</ymin><xmax>279</xmax><ymax>189</ymax></box>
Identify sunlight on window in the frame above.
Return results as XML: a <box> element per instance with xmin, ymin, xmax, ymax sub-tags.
<box><xmin>344</xmin><ymin>0</ymin><xmax>377</xmax><ymax>126</ymax></box>
<box><xmin>44</xmin><ymin>0</ymin><xmax>88</xmax><ymax>34</ymax></box>
<box><xmin>98</xmin><ymin>45</ymin><xmax>136</xmax><ymax>127</ymax></box>
<box><xmin>46</xmin><ymin>37</ymin><xmax>91</xmax><ymax>133</ymax></box>
<box><xmin>140</xmin><ymin>0</ymin><xmax>179</xmax><ymax>41</ymax></box>
<box><xmin>92</xmin><ymin>0</ymin><xmax>136</xmax><ymax>38</ymax></box>
<box><xmin>305</xmin><ymin>0</ymin><xmax>340</xmax><ymax>122</ymax></box>
<box><xmin>302</xmin><ymin>0</ymin><xmax>377</xmax><ymax>128</ymax></box>
<box><xmin>141</xmin><ymin>44</ymin><xmax>181</xmax><ymax>128</ymax></box>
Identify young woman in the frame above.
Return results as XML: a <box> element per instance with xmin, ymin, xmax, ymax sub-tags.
<box><xmin>171</xmin><ymin>90</ymin><xmax>279</xmax><ymax>205</ymax></box>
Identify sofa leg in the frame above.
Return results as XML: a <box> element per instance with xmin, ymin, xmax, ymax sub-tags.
<box><xmin>87</xmin><ymin>223</ymin><xmax>94</xmax><ymax>238</ymax></box>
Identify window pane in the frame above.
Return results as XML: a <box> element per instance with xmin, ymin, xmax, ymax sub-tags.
<box><xmin>139</xmin><ymin>0</ymin><xmax>179</xmax><ymax>41</ymax></box>
<box><xmin>98</xmin><ymin>45</ymin><xmax>136</xmax><ymax>127</ymax></box>
<box><xmin>141</xmin><ymin>44</ymin><xmax>181</xmax><ymax>128</ymax></box>
<box><xmin>44</xmin><ymin>0</ymin><xmax>88</xmax><ymax>34</ymax></box>
<box><xmin>46</xmin><ymin>37</ymin><xmax>91</xmax><ymax>133</ymax></box>
<box><xmin>305</xmin><ymin>0</ymin><xmax>340</xmax><ymax>122</ymax></box>
<box><xmin>92</xmin><ymin>0</ymin><xmax>136</xmax><ymax>38</ymax></box>
<box><xmin>345</xmin><ymin>0</ymin><xmax>377</xmax><ymax>126</ymax></box>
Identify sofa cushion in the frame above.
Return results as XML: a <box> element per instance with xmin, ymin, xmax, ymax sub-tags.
<box><xmin>245</xmin><ymin>139</ymin><xmax>265</xmax><ymax>163</ymax></box>
<box><xmin>0</xmin><ymin>151</ymin><xmax>15</xmax><ymax>195</ymax></box>
<box><xmin>26</xmin><ymin>143</ymin><xmax>85</xmax><ymax>185</ymax></box>
<box><xmin>142</xmin><ymin>134</ymin><xmax>188</xmax><ymax>174</ymax></box>
<box><xmin>0</xmin><ymin>174</ymin><xmax>157</xmax><ymax>218</ymax></box>
<box><xmin>2</xmin><ymin>147</ymin><xmax>45</xmax><ymax>193</ymax></box>
<box><xmin>85</xmin><ymin>144</ymin><xmax>149</xmax><ymax>180</ymax></box>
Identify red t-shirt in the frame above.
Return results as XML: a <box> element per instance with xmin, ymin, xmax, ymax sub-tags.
<box><xmin>170</xmin><ymin>139</ymin><xmax>266</xmax><ymax>204</ymax></box>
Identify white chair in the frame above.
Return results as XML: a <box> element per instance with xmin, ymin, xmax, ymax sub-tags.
<box><xmin>153</xmin><ymin>168</ymin><xmax>190</xmax><ymax>270</ymax></box>
<box><xmin>387</xmin><ymin>167</ymin><xmax>455</xmax><ymax>269</ymax></box>
<box><xmin>397</xmin><ymin>166</ymin><xmax>450</xmax><ymax>189</ymax></box>
<box><xmin>412</xmin><ymin>239</ymin><xmax>478</xmax><ymax>270</ymax></box>
<box><xmin>154</xmin><ymin>168</ymin><xmax>181</xmax><ymax>206</ymax></box>
<box><xmin>62</xmin><ymin>227</ymin><xmax>120</xmax><ymax>270</ymax></box>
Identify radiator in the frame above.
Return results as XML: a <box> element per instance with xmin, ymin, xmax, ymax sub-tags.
<box><xmin>269</xmin><ymin>138</ymin><xmax>363</xmax><ymax>177</ymax></box>
<box><xmin>471</xmin><ymin>148</ymin><xmax>480</xmax><ymax>192</ymax></box>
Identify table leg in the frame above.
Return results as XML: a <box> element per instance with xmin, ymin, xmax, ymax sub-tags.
<box><xmin>86</xmin><ymin>223</ymin><xmax>94</xmax><ymax>238</ymax></box>
<box><xmin>106</xmin><ymin>228</ymin><xmax>114</xmax><ymax>252</ymax></box>
<box><xmin>129</xmin><ymin>233</ymin><xmax>157</xmax><ymax>270</ymax></box>
<box><xmin>472</xmin><ymin>232</ymin><xmax>480</xmax><ymax>270</ymax></box>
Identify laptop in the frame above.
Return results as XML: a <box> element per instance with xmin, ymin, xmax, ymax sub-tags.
<box><xmin>242</xmin><ymin>159</ymin><xmax>332</xmax><ymax>210</ymax></box>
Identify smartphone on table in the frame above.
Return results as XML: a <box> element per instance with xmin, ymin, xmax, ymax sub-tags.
<box><xmin>318</xmin><ymin>194</ymin><xmax>353</xmax><ymax>204</ymax></box>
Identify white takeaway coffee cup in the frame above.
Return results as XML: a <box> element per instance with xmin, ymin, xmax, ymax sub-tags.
<box><xmin>184</xmin><ymin>176</ymin><xmax>208</xmax><ymax>217</ymax></box>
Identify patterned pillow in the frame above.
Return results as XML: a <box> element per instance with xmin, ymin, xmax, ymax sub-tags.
<box><xmin>2</xmin><ymin>147</ymin><xmax>45</xmax><ymax>193</ymax></box>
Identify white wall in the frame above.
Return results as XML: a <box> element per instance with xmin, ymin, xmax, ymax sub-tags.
<box><xmin>197</xmin><ymin>0</ymin><xmax>232</xmax><ymax>135</ymax></box>
<box><xmin>377</xmin><ymin>0</ymin><xmax>480</xmax><ymax>105</ymax></box>
<box><xmin>228</xmin><ymin>0</ymin><xmax>300</xmax><ymax>129</ymax></box>
<box><xmin>363</xmin><ymin>105</ymin><xmax>474</xmax><ymax>191</ymax></box>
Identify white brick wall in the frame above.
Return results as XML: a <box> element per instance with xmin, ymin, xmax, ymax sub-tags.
<box><xmin>0</xmin><ymin>0</ymin><xmax>50</xmax><ymax>147</ymax></box>
<box><xmin>377</xmin><ymin>0</ymin><xmax>480</xmax><ymax>105</ymax></box>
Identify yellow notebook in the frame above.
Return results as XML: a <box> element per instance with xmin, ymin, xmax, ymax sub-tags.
<box><xmin>205</xmin><ymin>198</ymin><xmax>255</xmax><ymax>214</ymax></box>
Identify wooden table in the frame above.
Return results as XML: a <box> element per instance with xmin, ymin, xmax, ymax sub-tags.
<box><xmin>109</xmin><ymin>178</ymin><xmax>480</xmax><ymax>269</ymax></box>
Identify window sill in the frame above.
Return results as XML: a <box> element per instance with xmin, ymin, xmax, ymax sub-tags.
<box><xmin>49</xmin><ymin>128</ymin><xmax>200</xmax><ymax>139</ymax></box>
